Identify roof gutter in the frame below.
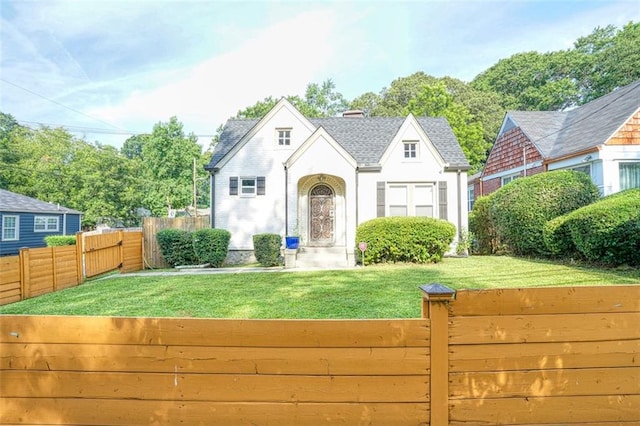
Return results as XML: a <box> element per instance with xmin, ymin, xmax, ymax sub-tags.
<box><xmin>542</xmin><ymin>146</ymin><xmax>601</xmax><ymax>166</ymax></box>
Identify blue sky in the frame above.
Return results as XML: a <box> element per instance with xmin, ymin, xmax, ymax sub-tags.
<box><xmin>1</xmin><ymin>0</ymin><xmax>638</xmax><ymax>149</ymax></box>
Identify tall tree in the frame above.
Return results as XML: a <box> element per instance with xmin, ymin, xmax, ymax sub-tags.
<box><xmin>406</xmin><ymin>82</ymin><xmax>490</xmax><ymax>172</ymax></box>
<box><xmin>141</xmin><ymin>117</ymin><xmax>203</xmax><ymax>215</ymax></box>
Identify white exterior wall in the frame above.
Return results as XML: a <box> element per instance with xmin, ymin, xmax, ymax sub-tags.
<box><xmin>547</xmin><ymin>145</ymin><xmax>640</xmax><ymax>195</ymax></box>
<box><xmin>214</xmin><ymin>107</ymin><xmax>314</xmax><ymax>249</ymax></box>
<box><xmin>357</xmin><ymin>119</ymin><xmax>468</xmax><ymax>247</ymax></box>
<box><xmin>287</xmin><ymin>134</ymin><xmax>356</xmax><ymax>247</ymax></box>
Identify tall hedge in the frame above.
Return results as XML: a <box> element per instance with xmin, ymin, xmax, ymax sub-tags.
<box><xmin>469</xmin><ymin>194</ymin><xmax>501</xmax><ymax>254</ymax></box>
<box><xmin>192</xmin><ymin>228</ymin><xmax>231</xmax><ymax>268</ymax></box>
<box><xmin>489</xmin><ymin>170</ymin><xmax>600</xmax><ymax>256</ymax></box>
<box><xmin>156</xmin><ymin>229</ymin><xmax>198</xmax><ymax>267</ymax></box>
<box><xmin>253</xmin><ymin>233</ymin><xmax>282</xmax><ymax>267</ymax></box>
<box><xmin>562</xmin><ymin>188</ymin><xmax>640</xmax><ymax>266</ymax></box>
<box><xmin>355</xmin><ymin>217</ymin><xmax>456</xmax><ymax>265</ymax></box>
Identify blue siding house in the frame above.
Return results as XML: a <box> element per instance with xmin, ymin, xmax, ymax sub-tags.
<box><xmin>0</xmin><ymin>189</ymin><xmax>83</xmax><ymax>256</ymax></box>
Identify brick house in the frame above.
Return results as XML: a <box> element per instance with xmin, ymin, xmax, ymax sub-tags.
<box><xmin>469</xmin><ymin>80</ymin><xmax>640</xmax><ymax>207</ymax></box>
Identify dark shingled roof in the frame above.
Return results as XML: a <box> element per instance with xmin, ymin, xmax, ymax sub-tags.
<box><xmin>207</xmin><ymin>115</ymin><xmax>470</xmax><ymax>170</ymax></box>
<box><xmin>507</xmin><ymin>80</ymin><xmax>640</xmax><ymax>159</ymax></box>
<box><xmin>0</xmin><ymin>189</ymin><xmax>82</xmax><ymax>214</ymax></box>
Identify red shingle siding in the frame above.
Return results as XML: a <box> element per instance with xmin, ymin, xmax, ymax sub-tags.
<box><xmin>607</xmin><ymin>111</ymin><xmax>640</xmax><ymax>145</ymax></box>
<box><xmin>484</xmin><ymin>128</ymin><xmax>543</xmax><ymax>176</ymax></box>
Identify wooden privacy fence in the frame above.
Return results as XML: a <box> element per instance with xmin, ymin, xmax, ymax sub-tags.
<box><xmin>0</xmin><ymin>231</ymin><xmax>143</xmax><ymax>306</ymax></box>
<box><xmin>0</xmin><ymin>284</ymin><xmax>638</xmax><ymax>425</ymax></box>
<box><xmin>143</xmin><ymin>216</ymin><xmax>210</xmax><ymax>268</ymax></box>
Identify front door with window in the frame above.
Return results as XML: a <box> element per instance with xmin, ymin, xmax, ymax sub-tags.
<box><xmin>309</xmin><ymin>184</ymin><xmax>334</xmax><ymax>245</ymax></box>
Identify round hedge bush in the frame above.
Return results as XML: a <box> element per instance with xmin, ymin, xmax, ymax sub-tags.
<box><xmin>563</xmin><ymin>188</ymin><xmax>640</xmax><ymax>266</ymax></box>
<box><xmin>193</xmin><ymin>228</ymin><xmax>231</xmax><ymax>268</ymax></box>
<box><xmin>156</xmin><ymin>228</ymin><xmax>198</xmax><ymax>267</ymax></box>
<box><xmin>355</xmin><ymin>217</ymin><xmax>456</xmax><ymax>265</ymax></box>
<box><xmin>488</xmin><ymin>170</ymin><xmax>600</xmax><ymax>256</ymax></box>
<box><xmin>252</xmin><ymin>233</ymin><xmax>282</xmax><ymax>267</ymax></box>
<box><xmin>469</xmin><ymin>194</ymin><xmax>501</xmax><ymax>255</ymax></box>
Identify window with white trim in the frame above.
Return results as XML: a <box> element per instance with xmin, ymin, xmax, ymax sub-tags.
<box><xmin>620</xmin><ymin>162</ymin><xmax>640</xmax><ymax>190</ymax></box>
<box><xmin>468</xmin><ymin>186</ymin><xmax>475</xmax><ymax>211</ymax></box>
<box><xmin>501</xmin><ymin>174</ymin><xmax>519</xmax><ymax>186</ymax></box>
<box><xmin>34</xmin><ymin>216</ymin><xmax>59</xmax><ymax>232</ymax></box>
<box><xmin>241</xmin><ymin>177</ymin><xmax>257</xmax><ymax>196</ymax></box>
<box><xmin>403</xmin><ymin>142</ymin><xmax>418</xmax><ymax>159</ymax></box>
<box><xmin>2</xmin><ymin>215</ymin><xmax>19</xmax><ymax>241</ymax></box>
<box><xmin>277</xmin><ymin>129</ymin><xmax>291</xmax><ymax>146</ymax></box>
<box><xmin>388</xmin><ymin>183</ymin><xmax>434</xmax><ymax>217</ymax></box>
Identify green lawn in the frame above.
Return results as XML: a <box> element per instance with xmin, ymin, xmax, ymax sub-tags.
<box><xmin>1</xmin><ymin>256</ymin><xmax>638</xmax><ymax>319</ymax></box>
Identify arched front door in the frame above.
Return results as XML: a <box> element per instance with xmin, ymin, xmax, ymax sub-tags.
<box><xmin>309</xmin><ymin>184</ymin><xmax>334</xmax><ymax>245</ymax></box>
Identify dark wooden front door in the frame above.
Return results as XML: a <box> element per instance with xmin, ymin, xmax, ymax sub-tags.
<box><xmin>309</xmin><ymin>184</ymin><xmax>334</xmax><ymax>244</ymax></box>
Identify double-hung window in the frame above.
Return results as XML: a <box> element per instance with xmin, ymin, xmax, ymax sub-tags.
<box><xmin>230</xmin><ymin>176</ymin><xmax>266</xmax><ymax>196</ymax></box>
<box><xmin>388</xmin><ymin>183</ymin><xmax>434</xmax><ymax>217</ymax></box>
<box><xmin>241</xmin><ymin>177</ymin><xmax>257</xmax><ymax>196</ymax></box>
<box><xmin>34</xmin><ymin>216</ymin><xmax>59</xmax><ymax>232</ymax></box>
<box><xmin>277</xmin><ymin>129</ymin><xmax>291</xmax><ymax>146</ymax></box>
<box><xmin>2</xmin><ymin>215</ymin><xmax>19</xmax><ymax>241</ymax></box>
<box><xmin>501</xmin><ymin>174</ymin><xmax>519</xmax><ymax>186</ymax></box>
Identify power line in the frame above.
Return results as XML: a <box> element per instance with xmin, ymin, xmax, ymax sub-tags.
<box><xmin>0</xmin><ymin>78</ymin><xmax>132</xmax><ymax>133</ymax></box>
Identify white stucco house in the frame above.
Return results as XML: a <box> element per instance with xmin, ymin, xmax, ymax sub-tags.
<box><xmin>205</xmin><ymin>98</ymin><xmax>470</xmax><ymax>266</ymax></box>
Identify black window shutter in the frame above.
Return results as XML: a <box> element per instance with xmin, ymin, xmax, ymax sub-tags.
<box><xmin>229</xmin><ymin>177</ymin><xmax>238</xmax><ymax>195</ymax></box>
<box><xmin>257</xmin><ymin>176</ymin><xmax>266</xmax><ymax>195</ymax></box>
<box><xmin>438</xmin><ymin>181</ymin><xmax>447</xmax><ymax>219</ymax></box>
<box><xmin>376</xmin><ymin>181</ymin><xmax>385</xmax><ymax>217</ymax></box>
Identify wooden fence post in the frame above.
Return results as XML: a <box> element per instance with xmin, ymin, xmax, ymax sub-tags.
<box><xmin>19</xmin><ymin>248</ymin><xmax>30</xmax><ymax>300</ymax></box>
<box><xmin>76</xmin><ymin>232</ymin><xmax>84</xmax><ymax>283</ymax></box>
<box><xmin>420</xmin><ymin>283</ymin><xmax>455</xmax><ymax>426</ymax></box>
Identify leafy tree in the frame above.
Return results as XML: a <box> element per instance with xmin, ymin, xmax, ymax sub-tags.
<box><xmin>141</xmin><ymin>116</ymin><xmax>203</xmax><ymax>215</ymax></box>
<box><xmin>471</xmin><ymin>50</ymin><xmax>581</xmax><ymax>110</ymax></box>
<box><xmin>349</xmin><ymin>92</ymin><xmax>382</xmax><ymax>116</ymax></box>
<box><xmin>121</xmin><ymin>134</ymin><xmax>148</xmax><ymax>160</ymax></box>
<box><xmin>303</xmin><ymin>79</ymin><xmax>349</xmax><ymax>117</ymax></box>
<box><xmin>574</xmin><ymin>22</ymin><xmax>640</xmax><ymax>102</ymax></box>
<box><xmin>406</xmin><ymin>82</ymin><xmax>490</xmax><ymax>172</ymax></box>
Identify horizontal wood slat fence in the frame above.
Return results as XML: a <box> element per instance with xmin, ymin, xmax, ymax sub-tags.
<box><xmin>143</xmin><ymin>216</ymin><xmax>210</xmax><ymax>269</ymax></box>
<box><xmin>0</xmin><ymin>231</ymin><xmax>143</xmax><ymax>305</ymax></box>
<box><xmin>1</xmin><ymin>285</ymin><xmax>638</xmax><ymax>424</ymax></box>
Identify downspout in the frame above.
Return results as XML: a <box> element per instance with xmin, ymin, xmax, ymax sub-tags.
<box><xmin>210</xmin><ymin>172</ymin><xmax>215</xmax><ymax>228</ymax></box>
<box><xmin>63</xmin><ymin>213</ymin><xmax>67</xmax><ymax>235</ymax></box>
<box><xmin>457</xmin><ymin>169</ymin><xmax>462</xmax><ymax>239</ymax></box>
<box><xmin>355</xmin><ymin>167</ymin><xmax>359</xmax><ymax>227</ymax></box>
<box><xmin>284</xmin><ymin>165</ymin><xmax>289</xmax><ymax>235</ymax></box>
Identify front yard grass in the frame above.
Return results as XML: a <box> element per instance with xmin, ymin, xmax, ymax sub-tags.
<box><xmin>1</xmin><ymin>256</ymin><xmax>638</xmax><ymax>319</ymax></box>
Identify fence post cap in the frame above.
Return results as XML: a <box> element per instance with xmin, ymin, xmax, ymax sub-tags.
<box><xmin>419</xmin><ymin>283</ymin><xmax>456</xmax><ymax>301</ymax></box>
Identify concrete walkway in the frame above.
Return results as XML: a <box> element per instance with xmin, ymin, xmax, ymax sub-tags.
<box><xmin>115</xmin><ymin>264</ymin><xmax>358</xmax><ymax>278</ymax></box>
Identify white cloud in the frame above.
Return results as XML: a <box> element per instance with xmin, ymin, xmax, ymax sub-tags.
<box><xmin>90</xmin><ymin>8</ymin><xmax>339</xmax><ymax>139</ymax></box>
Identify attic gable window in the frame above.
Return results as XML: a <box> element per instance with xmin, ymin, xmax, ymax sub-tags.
<box><xmin>404</xmin><ymin>142</ymin><xmax>418</xmax><ymax>159</ymax></box>
<box><xmin>277</xmin><ymin>129</ymin><xmax>291</xmax><ymax>146</ymax></box>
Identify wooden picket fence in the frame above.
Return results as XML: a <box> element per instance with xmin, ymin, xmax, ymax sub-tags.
<box><xmin>1</xmin><ymin>284</ymin><xmax>638</xmax><ymax>424</ymax></box>
<box><xmin>0</xmin><ymin>231</ymin><xmax>143</xmax><ymax>305</ymax></box>
<box><xmin>142</xmin><ymin>216</ymin><xmax>210</xmax><ymax>268</ymax></box>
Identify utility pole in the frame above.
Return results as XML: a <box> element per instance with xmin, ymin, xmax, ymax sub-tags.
<box><xmin>193</xmin><ymin>157</ymin><xmax>197</xmax><ymax>217</ymax></box>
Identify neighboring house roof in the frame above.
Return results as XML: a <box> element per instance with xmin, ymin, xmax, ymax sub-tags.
<box><xmin>207</xmin><ymin>114</ymin><xmax>470</xmax><ymax>170</ymax></box>
<box><xmin>504</xmin><ymin>80</ymin><xmax>640</xmax><ymax>160</ymax></box>
<box><xmin>0</xmin><ymin>189</ymin><xmax>82</xmax><ymax>214</ymax></box>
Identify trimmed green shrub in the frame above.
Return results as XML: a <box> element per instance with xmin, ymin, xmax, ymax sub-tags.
<box><xmin>489</xmin><ymin>170</ymin><xmax>600</xmax><ymax>256</ymax></box>
<box><xmin>253</xmin><ymin>233</ymin><xmax>283</xmax><ymax>267</ymax></box>
<box><xmin>156</xmin><ymin>229</ymin><xmax>198</xmax><ymax>267</ymax></box>
<box><xmin>355</xmin><ymin>217</ymin><xmax>456</xmax><ymax>265</ymax></box>
<box><xmin>192</xmin><ymin>228</ymin><xmax>231</xmax><ymax>268</ymax></box>
<box><xmin>44</xmin><ymin>235</ymin><xmax>76</xmax><ymax>247</ymax></box>
<box><xmin>542</xmin><ymin>215</ymin><xmax>577</xmax><ymax>257</ymax></box>
<box><xmin>564</xmin><ymin>188</ymin><xmax>640</xmax><ymax>266</ymax></box>
<box><xmin>469</xmin><ymin>195</ymin><xmax>501</xmax><ymax>254</ymax></box>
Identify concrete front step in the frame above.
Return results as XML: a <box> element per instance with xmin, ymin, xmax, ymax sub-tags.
<box><xmin>293</xmin><ymin>246</ymin><xmax>352</xmax><ymax>269</ymax></box>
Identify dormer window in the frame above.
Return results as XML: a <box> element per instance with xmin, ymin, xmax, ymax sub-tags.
<box><xmin>404</xmin><ymin>142</ymin><xmax>417</xmax><ymax>159</ymax></box>
<box><xmin>277</xmin><ymin>128</ymin><xmax>291</xmax><ymax>146</ymax></box>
